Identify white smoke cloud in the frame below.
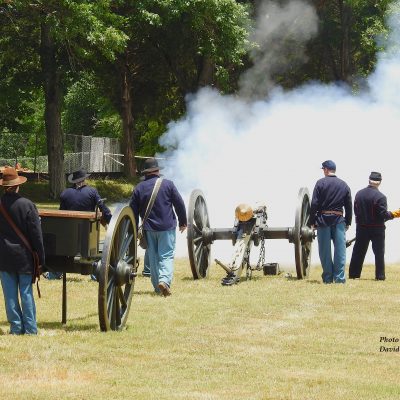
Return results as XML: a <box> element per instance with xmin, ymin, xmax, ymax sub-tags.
<box><xmin>157</xmin><ymin>1</ymin><xmax>400</xmax><ymax>271</ymax></box>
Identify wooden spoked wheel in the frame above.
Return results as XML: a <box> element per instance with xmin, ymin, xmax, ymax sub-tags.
<box><xmin>98</xmin><ymin>204</ymin><xmax>137</xmax><ymax>331</ymax></box>
<box><xmin>187</xmin><ymin>189</ymin><xmax>212</xmax><ymax>279</ymax></box>
<box><xmin>294</xmin><ymin>187</ymin><xmax>313</xmax><ymax>279</ymax></box>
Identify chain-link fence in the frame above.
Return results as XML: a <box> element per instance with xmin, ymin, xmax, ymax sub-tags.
<box><xmin>0</xmin><ymin>135</ymin><xmax>123</xmax><ymax>173</ymax></box>
<box><xmin>0</xmin><ymin>156</ymin><xmax>49</xmax><ymax>172</ymax></box>
<box><xmin>65</xmin><ymin>135</ymin><xmax>122</xmax><ymax>173</ymax></box>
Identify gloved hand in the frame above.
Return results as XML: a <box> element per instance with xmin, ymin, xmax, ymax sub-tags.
<box><xmin>100</xmin><ymin>216</ymin><xmax>108</xmax><ymax>227</ymax></box>
<box><xmin>391</xmin><ymin>209</ymin><xmax>400</xmax><ymax>218</ymax></box>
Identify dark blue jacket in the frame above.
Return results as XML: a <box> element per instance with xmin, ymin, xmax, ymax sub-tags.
<box><xmin>0</xmin><ymin>192</ymin><xmax>45</xmax><ymax>274</ymax></box>
<box><xmin>309</xmin><ymin>175</ymin><xmax>352</xmax><ymax>227</ymax></box>
<box><xmin>354</xmin><ymin>185</ymin><xmax>393</xmax><ymax>227</ymax></box>
<box><xmin>59</xmin><ymin>185</ymin><xmax>112</xmax><ymax>223</ymax></box>
<box><xmin>129</xmin><ymin>175</ymin><xmax>187</xmax><ymax>231</ymax></box>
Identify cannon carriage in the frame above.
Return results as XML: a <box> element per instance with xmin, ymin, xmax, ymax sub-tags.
<box><xmin>186</xmin><ymin>188</ymin><xmax>315</xmax><ymax>284</ymax></box>
<box><xmin>39</xmin><ymin>203</ymin><xmax>137</xmax><ymax>331</ymax></box>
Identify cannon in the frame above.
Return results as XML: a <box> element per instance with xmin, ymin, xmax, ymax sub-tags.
<box><xmin>39</xmin><ymin>203</ymin><xmax>137</xmax><ymax>331</ymax></box>
<box><xmin>186</xmin><ymin>188</ymin><xmax>315</xmax><ymax>284</ymax></box>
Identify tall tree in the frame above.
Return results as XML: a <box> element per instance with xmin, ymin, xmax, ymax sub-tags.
<box><xmin>0</xmin><ymin>0</ymin><xmax>127</xmax><ymax>198</ymax></box>
<box><xmin>308</xmin><ymin>0</ymin><xmax>390</xmax><ymax>83</ymax></box>
<box><xmin>96</xmin><ymin>0</ymin><xmax>250</xmax><ymax>168</ymax></box>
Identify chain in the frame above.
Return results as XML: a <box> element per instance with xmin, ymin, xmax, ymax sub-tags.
<box><xmin>246</xmin><ymin>236</ymin><xmax>266</xmax><ymax>280</ymax></box>
<box><xmin>244</xmin><ymin>245</ymin><xmax>252</xmax><ymax>280</ymax></box>
<box><xmin>256</xmin><ymin>236</ymin><xmax>266</xmax><ymax>271</ymax></box>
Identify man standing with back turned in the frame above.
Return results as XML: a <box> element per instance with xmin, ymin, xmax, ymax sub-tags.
<box><xmin>309</xmin><ymin>160</ymin><xmax>352</xmax><ymax>283</ymax></box>
<box><xmin>0</xmin><ymin>167</ymin><xmax>45</xmax><ymax>334</ymax></box>
<box><xmin>129</xmin><ymin>158</ymin><xmax>187</xmax><ymax>297</ymax></box>
<box><xmin>349</xmin><ymin>171</ymin><xmax>400</xmax><ymax>280</ymax></box>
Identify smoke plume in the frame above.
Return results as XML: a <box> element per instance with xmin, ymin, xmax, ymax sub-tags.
<box><xmin>239</xmin><ymin>0</ymin><xmax>319</xmax><ymax>98</ymax></box>
<box><xmin>157</xmin><ymin>1</ymin><xmax>400</xmax><ymax>270</ymax></box>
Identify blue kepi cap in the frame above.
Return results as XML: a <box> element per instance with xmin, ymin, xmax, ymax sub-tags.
<box><xmin>321</xmin><ymin>160</ymin><xmax>336</xmax><ymax>170</ymax></box>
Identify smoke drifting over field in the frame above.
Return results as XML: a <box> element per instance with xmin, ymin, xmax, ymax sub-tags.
<box><xmin>159</xmin><ymin>1</ymin><xmax>400</xmax><ymax>268</ymax></box>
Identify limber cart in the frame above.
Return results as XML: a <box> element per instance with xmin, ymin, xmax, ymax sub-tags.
<box><xmin>38</xmin><ymin>204</ymin><xmax>137</xmax><ymax>331</ymax></box>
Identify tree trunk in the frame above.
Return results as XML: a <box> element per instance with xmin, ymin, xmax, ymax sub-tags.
<box><xmin>40</xmin><ymin>19</ymin><xmax>65</xmax><ymax>199</ymax></box>
<box><xmin>118</xmin><ymin>60</ymin><xmax>136</xmax><ymax>178</ymax></box>
<box><xmin>339</xmin><ymin>0</ymin><xmax>352</xmax><ymax>81</ymax></box>
<box><xmin>197</xmin><ymin>57</ymin><xmax>215</xmax><ymax>88</ymax></box>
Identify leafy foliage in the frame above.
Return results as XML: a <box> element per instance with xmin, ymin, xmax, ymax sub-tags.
<box><xmin>0</xmin><ymin>0</ymin><xmax>396</xmax><ymax>167</ymax></box>
<box><xmin>62</xmin><ymin>72</ymin><xmax>122</xmax><ymax>138</ymax></box>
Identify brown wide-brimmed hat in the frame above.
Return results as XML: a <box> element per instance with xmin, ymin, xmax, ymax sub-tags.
<box><xmin>0</xmin><ymin>167</ymin><xmax>27</xmax><ymax>186</ymax></box>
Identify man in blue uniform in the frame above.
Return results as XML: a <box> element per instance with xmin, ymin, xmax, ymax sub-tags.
<box><xmin>349</xmin><ymin>171</ymin><xmax>400</xmax><ymax>280</ymax></box>
<box><xmin>45</xmin><ymin>168</ymin><xmax>112</xmax><ymax>280</ymax></box>
<box><xmin>309</xmin><ymin>160</ymin><xmax>352</xmax><ymax>283</ymax></box>
<box><xmin>60</xmin><ymin>169</ymin><xmax>112</xmax><ymax>224</ymax></box>
<box><xmin>129</xmin><ymin>158</ymin><xmax>187</xmax><ymax>296</ymax></box>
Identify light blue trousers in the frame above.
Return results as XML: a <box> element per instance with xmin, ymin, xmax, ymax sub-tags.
<box><xmin>145</xmin><ymin>229</ymin><xmax>176</xmax><ymax>291</ymax></box>
<box><xmin>317</xmin><ymin>222</ymin><xmax>346</xmax><ymax>283</ymax></box>
<box><xmin>0</xmin><ymin>271</ymin><xmax>37</xmax><ymax>334</ymax></box>
<box><xmin>143</xmin><ymin>251</ymin><xmax>150</xmax><ymax>275</ymax></box>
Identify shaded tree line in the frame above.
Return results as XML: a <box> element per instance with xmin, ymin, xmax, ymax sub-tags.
<box><xmin>0</xmin><ymin>0</ymin><xmax>393</xmax><ymax>198</ymax></box>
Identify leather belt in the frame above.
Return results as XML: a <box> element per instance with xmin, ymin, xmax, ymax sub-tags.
<box><xmin>321</xmin><ymin>210</ymin><xmax>343</xmax><ymax>216</ymax></box>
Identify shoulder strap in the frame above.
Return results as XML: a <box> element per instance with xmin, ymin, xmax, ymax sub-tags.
<box><xmin>141</xmin><ymin>178</ymin><xmax>163</xmax><ymax>226</ymax></box>
<box><xmin>0</xmin><ymin>202</ymin><xmax>33</xmax><ymax>252</ymax></box>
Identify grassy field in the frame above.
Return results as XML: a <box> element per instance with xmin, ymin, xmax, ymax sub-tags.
<box><xmin>1</xmin><ymin>259</ymin><xmax>400</xmax><ymax>400</ymax></box>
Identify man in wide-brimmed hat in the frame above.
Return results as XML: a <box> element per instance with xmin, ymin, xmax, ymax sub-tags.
<box><xmin>59</xmin><ymin>167</ymin><xmax>112</xmax><ymax>223</ymax></box>
<box><xmin>349</xmin><ymin>171</ymin><xmax>400</xmax><ymax>280</ymax></box>
<box><xmin>45</xmin><ymin>168</ymin><xmax>112</xmax><ymax>281</ymax></box>
<box><xmin>129</xmin><ymin>158</ymin><xmax>187</xmax><ymax>297</ymax></box>
<box><xmin>0</xmin><ymin>167</ymin><xmax>45</xmax><ymax>334</ymax></box>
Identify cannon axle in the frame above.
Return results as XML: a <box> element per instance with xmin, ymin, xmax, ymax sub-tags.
<box><xmin>187</xmin><ymin>188</ymin><xmax>314</xmax><ymax>281</ymax></box>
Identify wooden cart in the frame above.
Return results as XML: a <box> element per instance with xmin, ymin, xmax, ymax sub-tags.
<box><xmin>39</xmin><ymin>204</ymin><xmax>137</xmax><ymax>331</ymax></box>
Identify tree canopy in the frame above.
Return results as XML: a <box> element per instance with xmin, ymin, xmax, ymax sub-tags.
<box><xmin>0</xmin><ymin>0</ymin><xmax>394</xmax><ymax>198</ymax></box>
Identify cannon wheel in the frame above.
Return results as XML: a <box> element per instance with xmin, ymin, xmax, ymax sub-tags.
<box><xmin>294</xmin><ymin>187</ymin><xmax>312</xmax><ymax>279</ymax></box>
<box><xmin>187</xmin><ymin>189</ymin><xmax>212</xmax><ymax>279</ymax></box>
<box><xmin>98</xmin><ymin>204</ymin><xmax>137</xmax><ymax>331</ymax></box>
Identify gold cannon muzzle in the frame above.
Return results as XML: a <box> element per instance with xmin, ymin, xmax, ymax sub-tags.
<box><xmin>235</xmin><ymin>203</ymin><xmax>253</xmax><ymax>222</ymax></box>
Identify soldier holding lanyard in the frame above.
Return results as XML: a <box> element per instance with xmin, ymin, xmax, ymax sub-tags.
<box><xmin>349</xmin><ymin>171</ymin><xmax>400</xmax><ymax>280</ymax></box>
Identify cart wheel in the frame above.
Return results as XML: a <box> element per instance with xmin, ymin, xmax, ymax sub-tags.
<box><xmin>187</xmin><ymin>189</ymin><xmax>212</xmax><ymax>279</ymax></box>
<box><xmin>294</xmin><ymin>187</ymin><xmax>313</xmax><ymax>279</ymax></box>
<box><xmin>98</xmin><ymin>204</ymin><xmax>137</xmax><ymax>331</ymax></box>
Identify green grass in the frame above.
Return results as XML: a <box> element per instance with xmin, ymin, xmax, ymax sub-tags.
<box><xmin>1</xmin><ymin>261</ymin><xmax>400</xmax><ymax>399</ymax></box>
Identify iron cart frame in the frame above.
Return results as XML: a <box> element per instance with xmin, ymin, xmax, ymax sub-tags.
<box><xmin>39</xmin><ymin>204</ymin><xmax>137</xmax><ymax>331</ymax></box>
<box><xmin>186</xmin><ymin>187</ymin><xmax>315</xmax><ymax>282</ymax></box>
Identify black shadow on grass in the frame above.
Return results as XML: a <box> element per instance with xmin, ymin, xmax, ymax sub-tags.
<box><xmin>134</xmin><ymin>290</ymin><xmax>165</xmax><ymax>296</ymax></box>
<box><xmin>181</xmin><ymin>276</ymin><xmax>197</xmax><ymax>281</ymax></box>
<box><xmin>38</xmin><ymin>312</ymin><xmax>99</xmax><ymax>331</ymax></box>
<box><xmin>284</xmin><ymin>275</ymin><xmax>321</xmax><ymax>284</ymax></box>
<box><xmin>38</xmin><ymin>321</ymin><xmax>99</xmax><ymax>331</ymax></box>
